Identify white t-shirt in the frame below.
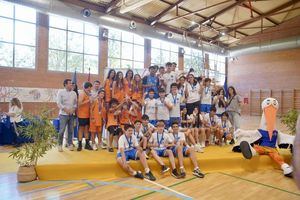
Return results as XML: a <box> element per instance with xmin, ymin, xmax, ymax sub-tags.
<box><xmin>118</xmin><ymin>134</ymin><xmax>139</xmax><ymax>153</ymax></box>
<box><xmin>149</xmin><ymin>132</ymin><xmax>172</xmax><ymax>150</ymax></box>
<box><xmin>168</xmin><ymin>132</ymin><xmax>186</xmax><ymax>145</ymax></box>
<box><xmin>155</xmin><ymin>98</ymin><xmax>172</xmax><ymax>120</ymax></box>
<box><xmin>214</xmin><ymin>96</ymin><xmax>227</xmax><ymax>115</ymax></box>
<box><xmin>133</xmin><ymin>129</ymin><xmax>144</xmax><ymax>141</ymax></box>
<box><xmin>201</xmin><ymin>86</ymin><xmax>212</xmax><ymax>105</ymax></box>
<box><xmin>163</xmin><ymin>71</ymin><xmax>177</xmax><ymax>94</ymax></box>
<box><xmin>186</xmin><ymin>82</ymin><xmax>201</xmax><ymax>104</ymax></box>
<box><xmin>144</xmin><ymin>98</ymin><xmax>156</xmax><ymax>120</ymax></box>
<box><xmin>167</xmin><ymin>93</ymin><xmax>181</xmax><ymax>118</ymax></box>
<box><xmin>204</xmin><ymin>113</ymin><xmax>219</xmax><ymax>126</ymax></box>
<box><xmin>217</xmin><ymin>119</ymin><xmax>232</xmax><ymax>133</ymax></box>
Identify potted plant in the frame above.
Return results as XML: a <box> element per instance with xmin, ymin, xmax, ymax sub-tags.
<box><xmin>9</xmin><ymin>108</ymin><xmax>57</xmax><ymax>182</ymax></box>
<box><xmin>281</xmin><ymin>109</ymin><xmax>299</xmax><ymax>135</ymax></box>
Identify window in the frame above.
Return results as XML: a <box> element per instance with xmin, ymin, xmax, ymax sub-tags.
<box><xmin>184</xmin><ymin>47</ymin><xmax>204</xmax><ymax>74</ymax></box>
<box><xmin>208</xmin><ymin>53</ymin><xmax>226</xmax><ymax>84</ymax></box>
<box><xmin>108</xmin><ymin>28</ymin><xmax>144</xmax><ymax>70</ymax></box>
<box><xmin>48</xmin><ymin>15</ymin><xmax>99</xmax><ymax>74</ymax></box>
<box><xmin>0</xmin><ymin>2</ymin><xmax>36</xmax><ymax>68</ymax></box>
<box><xmin>151</xmin><ymin>39</ymin><xmax>178</xmax><ymax>66</ymax></box>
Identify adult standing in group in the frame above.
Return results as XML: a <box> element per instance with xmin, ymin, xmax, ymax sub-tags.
<box><xmin>143</xmin><ymin>65</ymin><xmax>160</xmax><ymax>98</ymax></box>
<box><xmin>163</xmin><ymin>62</ymin><xmax>177</xmax><ymax>94</ymax></box>
<box><xmin>57</xmin><ymin>79</ymin><xmax>77</xmax><ymax>152</ymax></box>
<box><xmin>91</xmin><ymin>80</ymin><xmax>101</xmax><ymax>99</ymax></box>
<box><xmin>125</xmin><ymin>69</ymin><xmax>134</xmax><ymax>98</ymax></box>
<box><xmin>185</xmin><ymin>73</ymin><xmax>201</xmax><ymax>115</ymax></box>
<box><xmin>226</xmin><ymin>86</ymin><xmax>242</xmax><ymax>132</ymax></box>
<box><xmin>104</xmin><ymin>69</ymin><xmax>116</xmax><ymax>105</ymax></box>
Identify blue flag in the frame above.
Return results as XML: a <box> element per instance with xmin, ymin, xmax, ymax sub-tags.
<box><xmin>224</xmin><ymin>75</ymin><xmax>228</xmax><ymax>98</ymax></box>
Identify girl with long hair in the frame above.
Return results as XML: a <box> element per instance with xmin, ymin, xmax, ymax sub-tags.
<box><xmin>125</xmin><ymin>69</ymin><xmax>134</xmax><ymax>97</ymax></box>
<box><xmin>112</xmin><ymin>71</ymin><xmax>126</xmax><ymax>100</ymax></box>
<box><xmin>104</xmin><ymin>69</ymin><xmax>116</xmax><ymax>104</ymax></box>
<box><xmin>132</xmin><ymin>74</ymin><xmax>143</xmax><ymax>103</ymax></box>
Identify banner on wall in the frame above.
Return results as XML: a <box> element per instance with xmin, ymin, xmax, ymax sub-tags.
<box><xmin>0</xmin><ymin>87</ymin><xmax>59</xmax><ymax>103</ymax></box>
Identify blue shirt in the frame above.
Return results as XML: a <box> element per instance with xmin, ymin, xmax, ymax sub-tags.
<box><xmin>258</xmin><ymin>129</ymin><xmax>278</xmax><ymax>148</ymax></box>
<box><xmin>143</xmin><ymin>75</ymin><xmax>159</xmax><ymax>97</ymax></box>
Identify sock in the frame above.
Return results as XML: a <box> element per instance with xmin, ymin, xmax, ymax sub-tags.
<box><xmin>132</xmin><ymin>171</ymin><xmax>137</xmax><ymax>176</ymax></box>
<box><xmin>194</xmin><ymin>167</ymin><xmax>199</xmax><ymax>171</ymax></box>
<box><xmin>180</xmin><ymin>166</ymin><xmax>184</xmax><ymax>169</ymax></box>
<box><xmin>145</xmin><ymin>168</ymin><xmax>150</xmax><ymax>173</ymax></box>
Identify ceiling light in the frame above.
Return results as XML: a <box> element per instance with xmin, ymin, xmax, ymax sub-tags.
<box><xmin>221</xmin><ymin>31</ymin><xmax>226</xmax><ymax>36</ymax></box>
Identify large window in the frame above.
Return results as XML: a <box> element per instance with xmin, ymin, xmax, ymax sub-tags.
<box><xmin>48</xmin><ymin>15</ymin><xmax>99</xmax><ymax>74</ymax></box>
<box><xmin>184</xmin><ymin>47</ymin><xmax>204</xmax><ymax>74</ymax></box>
<box><xmin>151</xmin><ymin>39</ymin><xmax>178</xmax><ymax>66</ymax></box>
<box><xmin>0</xmin><ymin>1</ymin><xmax>36</xmax><ymax>68</ymax></box>
<box><xmin>108</xmin><ymin>28</ymin><xmax>144</xmax><ymax>69</ymax></box>
<box><xmin>208</xmin><ymin>53</ymin><xmax>226</xmax><ymax>84</ymax></box>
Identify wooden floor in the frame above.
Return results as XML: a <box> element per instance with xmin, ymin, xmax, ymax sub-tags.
<box><xmin>0</xmin><ymin>116</ymin><xmax>298</xmax><ymax>199</ymax></box>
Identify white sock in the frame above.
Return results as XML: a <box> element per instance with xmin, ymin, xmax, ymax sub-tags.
<box><xmin>145</xmin><ymin>168</ymin><xmax>150</xmax><ymax>173</ymax></box>
<box><xmin>194</xmin><ymin>167</ymin><xmax>199</xmax><ymax>171</ymax></box>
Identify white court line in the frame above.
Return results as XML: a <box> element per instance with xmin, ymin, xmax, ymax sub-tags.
<box><xmin>144</xmin><ymin>179</ymin><xmax>193</xmax><ymax>200</ymax></box>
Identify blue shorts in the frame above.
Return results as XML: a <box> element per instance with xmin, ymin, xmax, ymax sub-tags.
<box><xmin>172</xmin><ymin>146</ymin><xmax>189</xmax><ymax>157</ymax></box>
<box><xmin>164</xmin><ymin>120</ymin><xmax>170</xmax><ymax>129</ymax></box>
<box><xmin>117</xmin><ymin>149</ymin><xmax>138</xmax><ymax>161</ymax></box>
<box><xmin>200</xmin><ymin>104</ymin><xmax>211</xmax><ymax>113</ymax></box>
<box><xmin>169</xmin><ymin>117</ymin><xmax>180</xmax><ymax>126</ymax></box>
<box><xmin>180</xmin><ymin>104</ymin><xmax>186</xmax><ymax>111</ymax></box>
<box><xmin>155</xmin><ymin>148</ymin><xmax>167</xmax><ymax>157</ymax></box>
<box><xmin>149</xmin><ymin>120</ymin><xmax>157</xmax><ymax>126</ymax></box>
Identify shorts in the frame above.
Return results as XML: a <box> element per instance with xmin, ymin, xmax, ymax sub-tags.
<box><xmin>155</xmin><ymin>148</ymin><xmax>167</xmax><ymax>157</ymax></box>
<box><xmin>78</xmin><ymin>118</ymin><xmax>90</xmax><ymax>126</ymax></box>
<box><xmin>200</xmin><ymin>104</ymin><xmax>211</xmax><ymax>113</ymax></box>
<box><xmin>89</xmin><ymin>124</ymin><xmax>102</xmax><ymax>133</ymax></box>
<box><xmin>116</xmin><ymin>149</ymin><xmax>138</xmax><ymax>161</ymax></box>
<box><xmin>169</xmin><ymin>117</ymin><xmax>181</xmax><ymax>126</ymax></box>
<box><xmin>149</xmin><ymin>120</ymin><xmax>157</xmax><ymax>126</ymax></box>
<box><xmin>107</xmin><ymin>125</ymin><xmax>122</xmax><ymax>136</ymax></box>
<box><xmin>172</xmin><ymin>146</ymin><xmax>189</xmax><ymax>157</ymax></box>
<box><xmin>163</xmin><ymin>120</ymin><xmax>170</xmax><ymax>129</ymax></box>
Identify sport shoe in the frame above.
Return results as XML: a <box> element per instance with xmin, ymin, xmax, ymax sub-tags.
<box><xmin>77</xmin><ymin>143</ymin><xmax>82</xmax><ymax>151</ymax></box>
<box><xmin>92</xmin><ymin>143</ymin><xmax>98</xmax><ymax>151</ymax></box>
<box><xmin>240</xmin><ymin>141</ymin><xmax>252</xmax><ymax>159</ymax></box>
<box><xmin>85</xmin><ymin>143</ymin><xmax>93</xmax><ymax>150</ymax></box>
<box><xmin>144</xmin><ymin>171</ymin><xmax>156</xmax><ymax>181</ymax></box>
<box><xmin>161</xmin><ymin>165</ymin><xmax>170</xmax><ymax>174</ymax></box>
<box><xmin>179</xmin><ymin>168</ymin><xmax>186</xmax><ymax>178</ymax></box>
<box><xmin>171</xmin><ymin>169</ymin><xmax>181</xmax><ymax>179</ymax></box>
<box><xmin>134</xmin><ymin>171</ymin><xmax>144</xmax><ymax>179</ymax></box>
<box><xmin>108</xmin><ymin>147</ymin><xmax>114</xmax><ymax>152</ymax></box>
<box><xmin>193</xmin><ymin>169</ymin><xmax>205</xmax><ymax>178</ymax></box>
<box><xmin>68</xmin><ymin>145</ymin><xmax>74</xmax><ymax>151</ymax></box>
<box><xmin>229</xmin><ymin>139</ymin><xmax>235</xmax><ymax>145</ymax></box>
<box><xmin>58</xmin><ymin>145</ymin><xmax>63</xmax><ymax>152</ymax></box>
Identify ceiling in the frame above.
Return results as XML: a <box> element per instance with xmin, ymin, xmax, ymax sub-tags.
<box><xmin>66</xmin><ymin>0</ymin><xmax>300</xmax><ymax>47</ymax></box>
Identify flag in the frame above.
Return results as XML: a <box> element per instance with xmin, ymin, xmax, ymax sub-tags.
<box><xmin>88</xmin><ymin>68</ymin><xmax>91</xmax><ymax>82</ymax></box>
<box><xmin>72</xmin><ymin>70</ymin><xmax>77</xmax><ymax>85</ymax></box>
<box><xmin>223</xmin><ymin>75</ymin><xmax>228</xmax><ymax>98</ymax></box>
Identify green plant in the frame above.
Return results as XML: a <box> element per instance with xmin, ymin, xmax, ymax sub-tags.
<box><xmin>9</xmin><ymin>108</ymin><xmax>57</xmax><ymax>166</ymax></box>
<box><xmin>281</xmin><ymin>109</ymin><xmax>299</xmax><ymax>135</ymax></box>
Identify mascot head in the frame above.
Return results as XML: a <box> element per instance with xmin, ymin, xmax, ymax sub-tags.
<box><xmin>261</xmin><ymin>98</ymin><xmax>279</xmax><ymax>140</ymax></box>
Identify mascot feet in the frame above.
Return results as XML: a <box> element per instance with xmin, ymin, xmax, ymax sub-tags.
<box><xmin>240</xmin><ymin>141</ymin><xmax>253</xmax><ymax>159</ymax></box>
<box><xmin>281</xmin><ymin>163</ymin><xmax>293</xmax><ymax>178</ymax></box>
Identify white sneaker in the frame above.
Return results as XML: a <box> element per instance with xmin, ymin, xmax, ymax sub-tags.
<box><xmin>58</xmin><ymin>145</ymin><xmax>63</xmax><ymax>152</ymax></box>
<box><xmin>281</xmin><ymin>163</ymin><xmax>293</xmax><ymax>177</ymax></box>
<box><xmin>195</xmin><ymin>144</ymin><xmax>204</xmax><ymax>153</ymax></box>
<box><xmin>68</xmin><ymin>145</ymin><xmax>74</xmax><ymax>151</ymax></box>
<box><xmin>92</xmin><ymin>143</ymin><xmax>98</xmax><ymax>151</ymax></box>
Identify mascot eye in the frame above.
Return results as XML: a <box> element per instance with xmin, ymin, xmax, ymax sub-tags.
<box><xmin>273</xmin><ymin>100</ymin><xmax>277</xmax><ymax>105</ymax></box>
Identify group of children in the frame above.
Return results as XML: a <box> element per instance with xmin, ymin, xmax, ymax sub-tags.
<box><xmin>64</xmin><ymin>62</ymin><xmax>238</xmax><ymax>181</ymax></box>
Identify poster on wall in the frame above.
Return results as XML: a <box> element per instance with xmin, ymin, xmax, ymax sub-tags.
<box><xmin>0</xmin><ymin>87</ymin><xmax>59</xmax><ymax>103</ymax></box>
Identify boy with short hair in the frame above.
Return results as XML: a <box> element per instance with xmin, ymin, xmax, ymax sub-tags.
<box><xmin>155</xmin><ymin>88</ymin><xmax>173</xmax><ymax>129</ymax></box>
<box><xmin>203</xmin><ymin>106</ymin><xmax>221</xmax><ymax>146</ymax></box>
<box><xmin>117</xmin><ymin>124</ymin><xmax>156</xmax><ymax>181</ymax></box>
<box><xmin>144</xmin><ymin>89</ymin><xmax>157</xmax><ymax>126</ymax></box>
<box><xmin>133</xmin><ymin>120</ymin><xmax>149</xmax><ymax>159</ymax></box>
<box><xmin>141</xmin><ymin>114</ymin><xmax>156</xmax><ymax>140</ymax></box>
<box><xmin>200</xmin><ymin>78</ymin><xmax>213</xmax><ymax>113</ymax></box>
<box><xmin>169</xmin><ymin>121</ymin><xmax>205</xmax><ymax>178</ymax></box>
<box><xmin>149</xmin><ymin>120</ymin><xmax>181</xmax><ymax>178</ymax></box>
<box><xmin>167</xmin><ymin>83</ymin><xmax>181</xmax><ymax>126</ymax></box>
<box><xmin>163</xmin><ymin>62</ymin><xmax>177</xmax><ymax>94</ymax></box>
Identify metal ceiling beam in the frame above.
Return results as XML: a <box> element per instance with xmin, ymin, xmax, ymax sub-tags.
<box><xmin>187</xmin><ymin>0</ymin><xmax>248</xmax><ymax>32</ymax></box>
<box><xmin>211</xmin><ymin>0</ymin><xmax>300</xmax><ymax>40</ymax></box>
<box><xmin>149</xmin><ymin>0</ymin><xmax>185</xmax><ymax>25</ymax></box>
<box><xmin>105</xmin><ymin>0</ymin><xmax>122</xmax><ymax>13</ymax></box>
<box><xmin>62</xmin><ymin>0</ymin><xmax>106</xmax><ymax>12</ymax></box>
<box><xmin>241</xmin><ymin>3</ymin><xmax>279</xmax><ymax>25</ymax></box>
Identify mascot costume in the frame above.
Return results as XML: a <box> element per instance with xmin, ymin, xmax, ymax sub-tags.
<box><xmin>233</xmin><ymin>97</ymin><xmax>294</xmax><ymax>177</ymax></box>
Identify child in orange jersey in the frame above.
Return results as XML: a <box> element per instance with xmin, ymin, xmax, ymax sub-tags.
<box><xmin>132</xmin><ymin>74</ymin><xmax>143</xmax><ymax>104</ymax></box>
<box><xmin>125</xmin><ymin>69</ymin><xmax>134</xmax><ymax>98</ymax></box>
<box><xmin>104</xmin><ymin>69</ymin><xmax>116</xmax><ymax>105</ymax></box>
<box><xmin>112</xmin><ymin>71</ymin><xmax>127</xmax><ymax>100</ymax></box>
<box><xmin>77</xmin><ymin>82</ymin><xmax>93</xmax><ymax>151</ymax></box>
<box><xmin>106</xmin><ymin>98</ymin><xmax>123</xmax><ymax>152</ymax></box>
<box><xmin>129</xmin><ymin>100</ymin><xmax>143</xmax><ymax>124</ymax></box>
<box><xmin>119</xmin><ymin>101</ymin><xmax>133</xmax><ymax>131</ymax></box>
<box><xmin>89</xmin><ymin>89</ymin><xmax>106</xmax><ymax>150</ymax></box>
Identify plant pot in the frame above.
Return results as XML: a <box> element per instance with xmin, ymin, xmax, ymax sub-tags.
<box><xmin>17</xmin><ymin>165</ymin><xmax>37</xmax><ymax>183</ymax></box>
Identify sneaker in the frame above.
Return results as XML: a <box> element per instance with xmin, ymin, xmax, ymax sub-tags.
<box><xmin>144</xmin><ymin>171</ymin><xmax>156</xmax><ymax>181</ymax></box>
<box><xmin>229</xmin><ymin>139</ymin><xmax>235</xmax><ymax>145</ymax></box>
<box><xmin>77</xmin><ymin>143</ymin><xmax>82</xmax><ymax>151</ymax></box>
<box><xmin>240</xmin><ymin>141</ymin><xmax>252</xmax><ymax>159</ymax></box>
<box><xmin>92</xmin><ymin>143</ymin><xmax>98</xmax><ymax>151</ymax></box>
<box><xmin>179</xmin><ymin>168</ymin><xmax>186</xmax><ymax>178</ymax></box>
<box><xmin>68</xmin><ymin>145</ymin><xmax>74</xmax><ymax>151</ymax></box>
<box><xmin>205</xmin><ymin>140</ymin><xmax>209</xmax><ymax>147</ymax></box>
<box><xmin>58</xmin><ymin>145</ymin><xmax>63</xmax><ymax>152</ymax></box>
<box><xmin>193</xmin><ymin>169</ymin><xmax>205</xmax><ymax>178</ymax></box>
<box><xmin>85</xmin><ymin>143</ymin><xmax>93</xmax><ymax>150</ymax></box>
<box><xmin>108</xmin><ymin>147</ymin><xmax>114</xmax><ymax>152</ymax></box>
<box><xmin>161</xmin><ymin>165</ymin><xmax>170</xmax><ymax>174</ymax></box>
<box><xmin>101</xmin><ymin>143</ymin><xmax>107</xmax><ymax>149</ymax></box>
<box><xmin>134</xmin><ymin>171</ymin><xmax>144</xmax><ymax>179</ymax></box>
<box><xmin>171</xmin><ymin>169</ymin><xmax>181</xmax><ymax>179</ymax></box>
<box><xmin>144</xmin><ymin>152</ymin><xmax>149</xmax><ymax>159</ymax></box>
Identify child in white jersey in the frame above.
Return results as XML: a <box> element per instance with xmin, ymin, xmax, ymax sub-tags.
<box><xmin>218</xmin><ymin>112</ymin><xmax>234</xmax><ymax>145</ymax></box>
<box><xmin>116</xmin><ymin>124</ymin><xmax>156</xmax><ymax>180</ymax></box>
<box><xmin>167</xmin><ymin>83</ymin><xmax>181</xmax><ymax>126</ymax></box>
<box><xmin>144</xmin><ymin>89</ymin><xmax>157</xmax><ymax>126</ymax></box>
<box><xmin>133</xmin><ymin>120</ymin><xmax>149</xmax><ymax>158</ymax></box>
<box><xmin>155</xmin><ymin>88</ymin><xmax>173</xmax><ymax>128</ymax></box>
<box><xmin>203</xmin><ymin>106</ymin><xmax>221</xmax><ymax>146</ymax></box>
<box><xmin>200</xmin><ymin>78</ymin><xmax>213</xmax><ymax>113</ymax></box>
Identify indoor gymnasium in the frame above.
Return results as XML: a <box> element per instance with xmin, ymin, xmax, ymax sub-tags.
<box><xmin>0</xmin><ymin>0</ymin><xmax>300</xmax><ymax>199</ymax></box>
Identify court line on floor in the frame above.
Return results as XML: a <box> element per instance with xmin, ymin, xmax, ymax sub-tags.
<box><xmin>131</xmin><ymin>176</ymin><xmax>198</xmax><ymax>200</ymax></box>
<box><xmin>219</xmin><ymin>172</ymin><xmax>300</xmax><ymax>197</ymax></box>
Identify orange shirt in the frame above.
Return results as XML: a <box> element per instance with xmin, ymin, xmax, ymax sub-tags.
<box><xmin>130</xmin><ymin>108</ymin><xmax>142</xmax><ymax>124</ymax></box>
<box><xmin>132</xmin><ymin>85</ymin><xmax>143</xmax><ymax>103</ymax></box>
<box><xmin>119</xmin><ymin>109</ymin><xmax>131</xmax><ymax>125</ymax></box>
<box><xmin>90</xmin><ymin>99</ymin><xmax>106</xmax><ymax>126</ymax></box>
<box><xmin>78</xmin><ymin>91</ymin><xmax>90</xmax><ymax>118</ymax></box>
<box><xmin>124</xmin><ymin>79</ymin><xmax>133</xmax><ymax>97</ymax></box>
<box><xmin>104</xmin><ymin>79</ymin><xmax>113</xmax><ymax>103</ymax></box>
<box><xmin>106</xmin><ymin>110</ymin><xmax>118</xmax><ymax>127</ymax></box>
<box><xmin>113</xmin><ymin>82</ymin><xmax>126</xmax><ymax>100</ymax></box>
